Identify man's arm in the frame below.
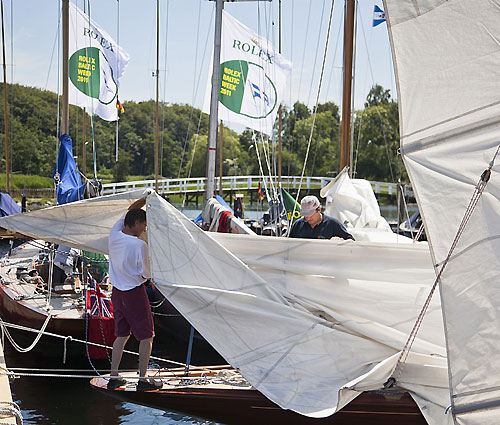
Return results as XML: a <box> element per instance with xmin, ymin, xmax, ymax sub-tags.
<box><xmin>128</xmin><ymin>197</ymin><xmax>146</xmax><ymax>211</ymax></box>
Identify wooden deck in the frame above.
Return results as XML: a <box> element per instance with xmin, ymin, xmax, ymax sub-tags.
<box><xmin>0</xmin><ymin>340</ymin><xmax>18</xmax><ymax>424</ymax></box>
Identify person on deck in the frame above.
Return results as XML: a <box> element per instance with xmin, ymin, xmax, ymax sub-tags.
<box><xmin>289</xmin><ymin>195</ymin><xmax>354</xmax><ymax>240</ymax></box>
<box><xmin>107</xmin><ymin>198</ymin><xmax>162</xmax><ymax>391</ymax></box>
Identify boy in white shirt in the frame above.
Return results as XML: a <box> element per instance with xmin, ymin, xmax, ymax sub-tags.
<box><xmin>107</xmin><ymin>198</ymin><xmax>162</xmax><ymax>391</ymax></box>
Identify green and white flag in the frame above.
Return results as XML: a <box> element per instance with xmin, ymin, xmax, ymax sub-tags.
<box><xmin>68</xmin><ymin>3</ymin><xmax>129</xmax><ymax>121</ymax></box>
<box><xmin>203</xmin><ymin>11</ymin><xmax>292</xmax><ymax>137</ymax></box>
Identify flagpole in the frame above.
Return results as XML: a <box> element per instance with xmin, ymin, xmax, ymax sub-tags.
<box><xmin>278</xmin><ymin>0</ymin><xmax>282</xmax><ymax>186</ymax></box>
<box><xmin>155</xmin><ymin>0</ymin><xmax>160</xmax><ymax>193</ymax></box>
<box><xmin>218</xmin><ymin>120</ymin><xmax>223</xmax><ymax>196</ymax></box>
<box><xmin>61</xmin><ymin>0</ymin><xmax>69</xmax><ymax>136</ymax></box>
<box><xmin>82</xmin><ymin>108</ymin><xmax>87</xmax><ymax>176</ymax></box>
<box><xmin>205</xmin><ymin>0</ymin><xmax>223</xmax><ymax>201</ymax></box>
<box><xmin>204</xmin><ymin>0</ymin><xmax>274</xmax><ymax>203</ymax></box>
<box><xmin>340</xmin><ymin>0</ymin><xmax>355</xmax><ymax>172</ymax></box>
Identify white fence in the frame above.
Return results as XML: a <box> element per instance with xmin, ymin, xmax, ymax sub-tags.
<box><xmin>102</xmin><ymin>175</ymin><xmax>413</xmax><ymax>198</ymax></box>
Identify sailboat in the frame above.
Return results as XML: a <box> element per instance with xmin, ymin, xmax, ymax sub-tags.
<box><xmin>85</xmin><ymin>0</ymin><xmax>498</xmax><ymax>423</ymax></box>
<box><xmin>2</xmin><ymin>1</ymin><xmax>498</xmax><ymax>425</ymax></box>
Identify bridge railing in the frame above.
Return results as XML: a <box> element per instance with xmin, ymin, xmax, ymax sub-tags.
<box><xmin>102</xmin><ymin>175</ymin><xmax>413</xmax><ymax>198</ymax></box>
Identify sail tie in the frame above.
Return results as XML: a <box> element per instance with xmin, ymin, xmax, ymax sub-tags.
<box><xmin>385</xmin><ymin>143</ymin><xmax>500</xmax><ymax>389</ymax></box>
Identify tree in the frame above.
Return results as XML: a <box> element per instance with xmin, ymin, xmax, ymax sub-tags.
<box><xmin>364</xmin><ymin>84</ymin><xmax>392</xmax><ymax>108</ymax></box>
<box><xmin>112</xmin><ymin>150</ymin><xmax>132</xmax><ymax>182</ymax></box>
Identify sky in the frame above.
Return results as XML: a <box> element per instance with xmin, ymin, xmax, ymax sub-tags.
<box><xmin>4</xmin><ymin>0</ymin><xmax>395</xmax><ymax>120</ymax></box>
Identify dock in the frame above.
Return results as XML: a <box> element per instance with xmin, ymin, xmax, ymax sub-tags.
<box><xmin>0</xmin><ymin>340</ymin><xmax>20</xmax><ymax>424</ymax></box>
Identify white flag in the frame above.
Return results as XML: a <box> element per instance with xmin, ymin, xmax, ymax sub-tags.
<box><xmin>203</xmin><ymin>11</ymin><xmax>292</xmax><ymax>137</ymax></box>
<box><xmin>68</xmin><ymin>3</ymin><xmax>130</xmax><ymax>121</ymax></box>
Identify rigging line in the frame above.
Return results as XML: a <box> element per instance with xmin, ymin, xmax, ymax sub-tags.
<box><xmin>0</xmin><ymin>313</ymin><xmax>51</xmax><ymax>353</ymax></box>
<box><xmin>56</xmin><ymin>0</ymin><xmax>61</xmax><ymax>143</ymax></box>
<box><xmin>45</xmin><ymin>8</ymin><xmax>62</xmax><ymax>91</ymax></box>
<box><xmin>387</xmin><ymin>144</ymin><xmax>500</xmax><ymax>388</ymax></box>
<box><xmin>253</xmin><ymin>130</ymin><xmax>276</xmax><ymax>201</ymax></box>
<box><xmin>160</xmin><ymin>0</ymin><xmax>170</xmax><ymax>177</ymax></box>
<box><xmin>284</xmin><ymin>1</ymin><xmax>294</xmax><ymax>185</ymax></box>
<box><xmin>177</xmin><ymin>0</ymin><xmax>202</xmax><ymax>179</ymax></box>
<box><xmin>352</xmin><ymin>109</ymin><xmax>363</xmax><ymax>177</ymax></box>
<box><xmin>252</xmin><ymin>133</ymin><xmax>271</xmax><ymax>202</ymax></box>
<box><xmin>115</xmin><ymin>0</ymin><xmax>120</xmax><ymax>163</ymax></box>
<box><xmin>290</xmin><ymin>0</ymin><xmax>335</xmax><ymax>221</ymax></box>
<box><xmin>85</xmin><ymin>0</ymin><xmax>98</xmax><ymax>180</ymax></box>
<box><xmin>306</xmin><ymin>0</ymin><xmax>327</xmax><ymax>107</ymax></box>
<box><xmin>177</xmin><ymin>3</ymin><xmax>214</xmax><ymax>181</ymax></box>
<box><xmin>399</xmin><ymin>181</ymin><xmax>415</xmax><ymax>241</ymax></box>
<box><xmin>181</xmin><ymin>111</ymin><xmax>204</xmax><ymax>209</ymax></box>
<box><xmin>296</xmin><ymin>1</ymin><xmax>312</xmax><ymax>104</ymax></box>
<box><xmin>358</xmin><ymin>10</ymin><xmax>395</xmax><ymax>181</ymax></box>
<box><xmin>324</xmin><ymin>11</ymin><xmax>343</xmax><ymax>102</ymax></box>
<box><xmin>0</xmin><ymin>320</ymin><xmax>190</xmax><ymax>370</ymax></box>
<box><xmin>8</xmin><ymin>0</ymin><xmax>11</xmax><ymax>83</ymax></box>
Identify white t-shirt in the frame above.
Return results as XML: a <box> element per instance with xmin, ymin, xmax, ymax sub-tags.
<box><xmin>108</xmin><ymin>216</ymin><xmax>150</xmax><ymax>291</ymax></box>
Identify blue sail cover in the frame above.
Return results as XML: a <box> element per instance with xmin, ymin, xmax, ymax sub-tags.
<box><xmin>0</xmin><ymin>193</ymin><xmax>21</xmax><ymax>217</ymax></box>
<box><xmin>53</xmin><ymin>134</ymin><xmax>86</xmax><ymax>205</ymax></box>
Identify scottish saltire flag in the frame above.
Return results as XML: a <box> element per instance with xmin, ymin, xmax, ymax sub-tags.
<box><xmin>373</xmin><ymin>5</ymin><xmax>386</xmax><ymax>27</ymax></box>
<box><xmin>68</xmin><ymin>3</ymin><xmax>130</xmax><ymax>121</ymax></box>
<box><xmin>86</xmin><ymin>273</ymin><xmax>113</xmax><ymax>318</ymax></box>
<box><xmin>203</xmin><ymin>11</ymin><xmax>292</xmax><ymax>137</ymax></box>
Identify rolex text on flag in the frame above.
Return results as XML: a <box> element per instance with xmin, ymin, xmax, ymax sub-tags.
<box><xmin>203</xmin><ymin>11</ymin><xmax>291</xmax><ymax>137</ymax></box>
<box><xmin>68</xmin><ymin>3</ymin><xmax>130</xmax><ymax>121</ymax></box>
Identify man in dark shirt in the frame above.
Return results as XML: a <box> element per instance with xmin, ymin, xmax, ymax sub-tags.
<box><xmin>289</xmin><ymin>195</ymin><xmax>354</xmax><ymax>240</ymax></box>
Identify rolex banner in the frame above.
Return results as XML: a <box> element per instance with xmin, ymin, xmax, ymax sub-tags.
<box><xmin>68</xmin><ymin>3</ymin><xmax>129</xmax><ymax>121</ymax></box>
<box><xmin>203</xmin><ymin>11</ymin><xmax>292</xmax><ymax>136</ymax></box>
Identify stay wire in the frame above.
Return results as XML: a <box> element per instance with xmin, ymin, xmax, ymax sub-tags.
<box><xmin>306</xmin><ymin>0</ymin><xmax>327</xmax><ymax>107</ymax></box>
<box><xmin>289</xmin><ymin>0</ymin><xmax>335</xmax><ymax>226</ymax></box>
<box><xmin>177</xmin><ymin>0</ymin><xmax>203</xmax><ymax>179</ymax></box>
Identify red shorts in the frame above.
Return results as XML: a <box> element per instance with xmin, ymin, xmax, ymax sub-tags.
<box><xmin>112</xmin><ymin>285</ymin><xmax>154</xmax><ymax>341</ymax></box>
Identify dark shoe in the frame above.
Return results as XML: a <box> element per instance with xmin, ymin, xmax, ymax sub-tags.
<box><xmin>107</xmin><ymin>376</ymin><xmax>127</xmax><ymax>390</ymax></box>
<box><xmin>137</xmin><ymin>379</ymin><xmax>163</xmax><ymax>392</ymax></box>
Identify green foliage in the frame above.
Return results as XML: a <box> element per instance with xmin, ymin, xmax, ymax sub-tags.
<box><xmin>0</xmin><ymin>174</ymin><xmax>53</xmax><ymax>189</ymax></box>
<box><xmin>353</xmin><ymin>94</ymin><xmax>406</xmax><ymax>181</ymax></box>
<box><xmin>112</xmin><ymin>150</ymin><xmax>132</xmax><ymax>182</ymax></box>
<box><xmin>0</xmin><ymin>82</ymin><xmax>405</xmax><ymax>186</ymax></box>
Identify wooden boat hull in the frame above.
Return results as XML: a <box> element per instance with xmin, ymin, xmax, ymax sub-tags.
<box><xmin>91</xmin><ymin>367</ymin><xmax>427</xmax><ymax>425</ymax></box>
<box><xmin>0</xmin><ymin>283</ymin><xmax>85</xmax><ymax>348</ymax></box>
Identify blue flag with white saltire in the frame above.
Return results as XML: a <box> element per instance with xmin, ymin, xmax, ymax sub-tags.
<box><xmin>373</xmin><ymin>5</ymin><xmax>386</xmax><ymax>27</ymax></box>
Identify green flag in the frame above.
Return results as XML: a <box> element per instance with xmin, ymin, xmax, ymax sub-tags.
<box><xmin>281</xmin><ymin>188</ymin><xmax>301</xmax><ymax>224</ymax></box>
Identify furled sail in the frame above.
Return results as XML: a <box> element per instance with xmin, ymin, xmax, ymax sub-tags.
<box><xmin>385</xmin><ymin>1</ymin><xmax>500</xmax><ymax>423</ymax></box>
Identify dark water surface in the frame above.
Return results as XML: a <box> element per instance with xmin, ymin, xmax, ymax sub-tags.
<box><xmin>5</xmin><ymin>344</ymin><xmax>222</xmax><ymax>425</ymax></box>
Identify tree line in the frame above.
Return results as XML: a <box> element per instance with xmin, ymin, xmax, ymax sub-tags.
<box><xmin>0</xmin><ymin>83</ymin><xmax>406</xmax><ymax>184</ymax></box>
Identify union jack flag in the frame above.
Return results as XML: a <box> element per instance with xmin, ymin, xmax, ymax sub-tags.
<box><xmin>86</xmin><ymin>273</ymin><xmax>113</xmax><ymax>318</ymax></box>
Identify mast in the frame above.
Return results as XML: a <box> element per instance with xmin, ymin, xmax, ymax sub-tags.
<box><xmin>278</xmin><ymin>0</ymin><xmax>282</xmax><ymax>185</ymax></box>
<box><xmin>1</xmin><ymin>0</ymin><xmax>8</xmax><ymax>192</ymax></box>
<box><xmin>155</xmin><ymin>0</ymin><xmax>160</xmax><ymax>192</ymax></box>
<box><xmin>340</xmin><ymin>0</ymin><xmax>355</xmax><ymax>172</ymax></box>
<box><xmin>82</xmin><ymin>108</ymin><xmax>87</xmax><ymax>175</ymax></box>
<box><xmin>218</xmin><ymin>120</ymin><xmax>223</xmax><ymax>195</ymax></box>
<box><xmin>61</xmin><ymin>0</ymin><xmax>69</xmax><ymax>135</ymax></box>
<box><xmin>205</xmin><ymin>0</ymin><xmax>224</xmax><ymax>200</ymax></box>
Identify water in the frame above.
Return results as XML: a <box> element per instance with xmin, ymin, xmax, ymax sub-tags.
<box><xmin>5</xmin><ymin>341</ymin><xmax>222</xmax><ymax>425</ymax></box>
<box><xmin>3</xmin><ymin>202</ymin><xmax>415</xmax><ymax>424</ymax></box>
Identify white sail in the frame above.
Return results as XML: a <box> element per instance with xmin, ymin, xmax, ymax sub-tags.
<box><xmin>385</xmin><ymin>1</ymin><xmax>500</xmax><ymax>423</ymax></box>
<box><xmin>0</xmin><ymin>192</ymin><xmax>450</xmax><ymax>422</ymax></box>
